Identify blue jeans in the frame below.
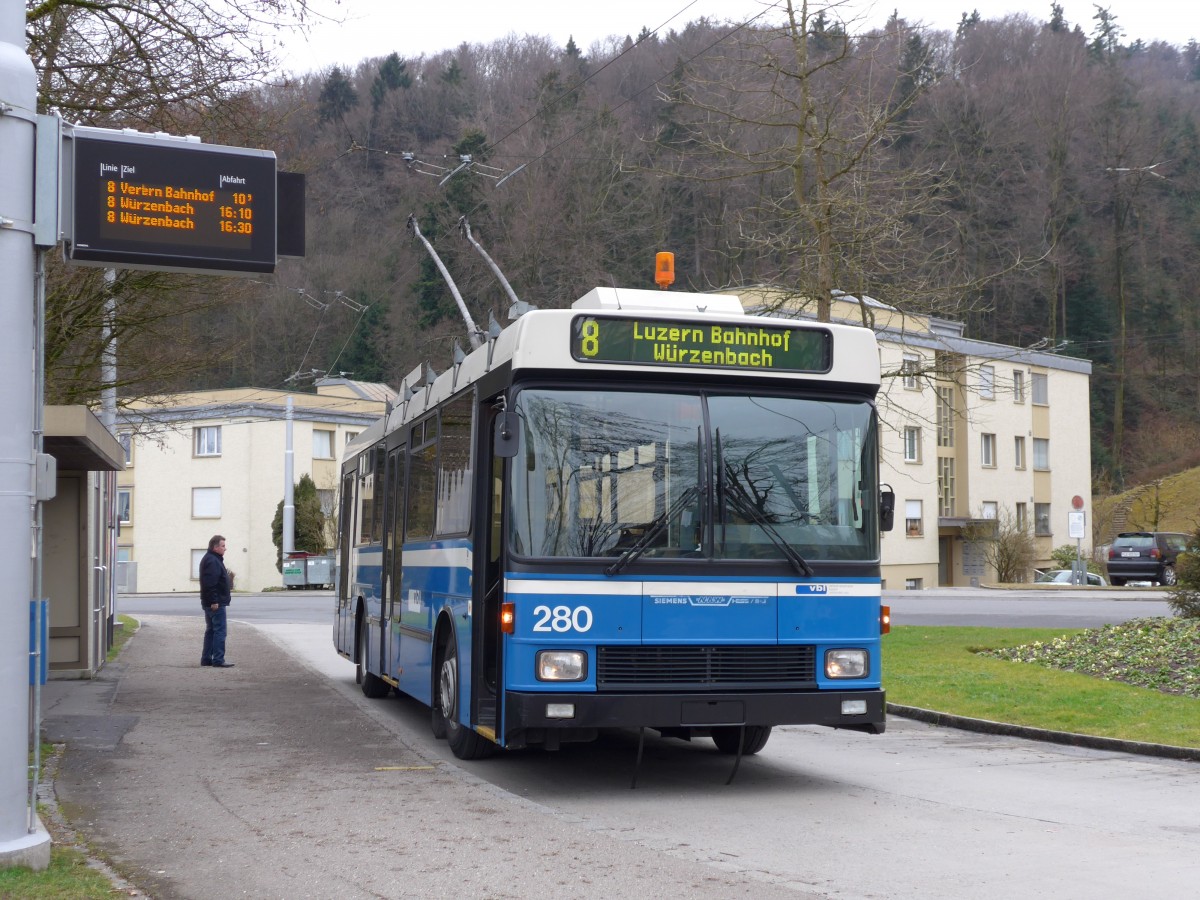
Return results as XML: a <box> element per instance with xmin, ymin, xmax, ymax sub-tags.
<box><xmin>202</xmin><ymin>605</ymin><xmax>228</xmax><ymax>665</ymax></box>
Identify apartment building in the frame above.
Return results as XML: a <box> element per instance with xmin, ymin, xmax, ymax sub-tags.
<box><xmin>115</xmin><ymin>378</ymin><xmax>393</xmax><ymax>593</ymax></box>
<box><xmin>750</xmin><ymin>291</ymin><xmax>1093</xmax><ymax>587</ymax></box>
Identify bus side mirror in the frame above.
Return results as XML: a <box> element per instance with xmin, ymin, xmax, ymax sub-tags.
<box><xmin>879</xmin><ymin>485</ymin><xmax>896</xmax><ymax>533</ymax></box>
<box><xmin>494</xmin><ymin>411</ymin><xmax>520</xmax><ymax>458</ymax></box>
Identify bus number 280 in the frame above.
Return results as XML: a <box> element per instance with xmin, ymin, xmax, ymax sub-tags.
<box><xmin>532</xmin><ymin>605</ymin><xmax>593</xmax><ymax>633</ymax></box>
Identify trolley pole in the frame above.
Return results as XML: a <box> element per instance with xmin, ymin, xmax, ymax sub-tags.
<box><xmin>0</xmin><ymin>0</ymin><xmax>52</xmax><ymax>869</ymax></box>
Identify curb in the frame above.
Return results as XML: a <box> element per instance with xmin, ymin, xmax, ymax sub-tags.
<box><xmin>887</xmin><ymin>703</ymin><xmax>1200</xmax><ymax>762</ymax></box>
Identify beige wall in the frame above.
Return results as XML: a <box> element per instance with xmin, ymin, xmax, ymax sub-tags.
<box><xmin>120</xmin><ymin>393</ymin><xmax>383</xmax><ymax>593</ymax></box>
<box><xmin>878</xmin><ymin>343</ymin><xmax>1092</xmax><ymax>586</ymax></box>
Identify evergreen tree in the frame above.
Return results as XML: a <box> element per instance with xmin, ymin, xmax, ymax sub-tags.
<box><xmin>271</xmin><ymin>474</ymin><xmax>327</xmax><ymax>572</ymax></box>
<box><xmin>318</xmin><ymin>67</ymin><xmax>359</xmax><ymax>124</ymax></box>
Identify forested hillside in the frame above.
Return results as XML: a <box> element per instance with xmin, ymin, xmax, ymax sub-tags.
<box><xmin>28</xmin><ymin>1</ymin><xmax>1200</xmax><ymax>489</ymax></box>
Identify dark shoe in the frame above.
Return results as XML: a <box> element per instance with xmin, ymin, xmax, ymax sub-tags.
<box><xmin>213</xmin><ymin>662</ymin><xmax>235</xmax><ymax>668</ymax></box>
<box><xmin>200</xmin><ymin>661</ymin><xmax>212</xmax><ymax>667</ymax></box>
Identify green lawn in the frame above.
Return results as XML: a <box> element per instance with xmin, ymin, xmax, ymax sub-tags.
<box><xmin>0</xmin><ymin>845</ymin><xmax>115</xmax><ymax>898</ymax></box>
<box><xmin>885</xmin><ymin>625</ymin><xmax>1200</xmax><ymax>748</ymax></box>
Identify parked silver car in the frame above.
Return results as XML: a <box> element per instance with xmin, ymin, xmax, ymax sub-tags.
<box><xmin>1034</xmin><ymin>569</ymin><xmax>1107</xmax><ymax>587</ymax></box>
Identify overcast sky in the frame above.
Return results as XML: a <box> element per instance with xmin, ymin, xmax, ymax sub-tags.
<box><xmin>276</xmin><ymin>0</ymin><xmax>1199</xmax><ymax>75</ymax></box>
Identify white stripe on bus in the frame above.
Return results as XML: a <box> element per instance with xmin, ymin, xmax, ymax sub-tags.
<box><xmin>505</xmin><ymin>579</ymin><xmax>880</xmax><ymax>597</ymax></box>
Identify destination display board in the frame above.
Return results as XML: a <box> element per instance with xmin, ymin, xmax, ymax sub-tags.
<box><xmin>68</xmin><ymin>131</ymin><xmax>277</xmax><ymax>274</ymax></box>
<box><xmin>571</xmin><ymin>315</ymin><xmax>832</xmax><ymax>373</ymax></box>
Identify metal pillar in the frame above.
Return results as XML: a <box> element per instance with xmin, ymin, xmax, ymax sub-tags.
<box><xmin>0</xmin><ymin>0</ymin><xmax>52</xmax><ymax>869</ymax></box>
<box><xmin>283</xmin><ymin>396</ymin><xmax>295</xmax><ymax>557</ymax></box>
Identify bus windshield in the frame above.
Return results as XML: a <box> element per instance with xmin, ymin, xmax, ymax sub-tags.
<box><xmin>509</xmin><ymin>388</ymin><xmax>879</xmax><ymax>564</ymax></box>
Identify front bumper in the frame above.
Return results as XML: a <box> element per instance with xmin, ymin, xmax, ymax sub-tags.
<box><xmin>505</xmin><ymin>688</ymin><xmax>885</xmax><ymax>736</ymax></box>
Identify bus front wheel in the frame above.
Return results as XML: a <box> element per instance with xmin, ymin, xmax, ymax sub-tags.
<box><xmin>711</xmin><ymin>725</ymin><xmax>772</xmax><ymax>755</ymax></box>
<box><xmin>434</xmin><ymin>628</ymin><xmax>494</xmax><ymax>760</ymax></box>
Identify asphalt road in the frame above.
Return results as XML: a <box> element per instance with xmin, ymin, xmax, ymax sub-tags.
<box><xmin>48</xmin><ymin>611</ymin><xmax>1199</xmax><ymax>899</ymax></box>
<box><xmin>883</xmin><ymin>586</ymin><xmax>1172</xmax><ymax>628</ymax></box>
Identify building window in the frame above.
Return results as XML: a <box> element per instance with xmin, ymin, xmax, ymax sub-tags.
<box><xmin>313</xmin><ymin>429</ymin><xmax>334</xmax><ymax>459</ymax></box>
<box><xmin>905</xmin><ymin>578</ymin><xmax>924</xmax><ymax>590</ymax></box>
<box><xmin>1033</xmin><ymin>438</ymin><xmax>1050</xmax><ymax>471</ymax></box>
<box><xmin>901</xmin><ymin>353</ymin><xmax>920</xmax><ymax>389</ymax></box>
<box><xmin>1016</xmin><ymin>502</ymin><xmax>1028</xmax><ymax>532</ymax></box>
<box><xmin>903</xmin><ymin>426</ymin><xmax>921</xmax><ymax>462</ymax></box>
<box><xmin>1013</xmin><ymin>370</ymin><xmax>1025</xmax><ymax>403</ymax></box>
<box><xmin>191</xmin><ymin>549</ymin><xmax>206</xmax><ymax>580</ymax></box>
<box><xmin>117</xmin><ymin>489</ymin><xmax>132</xmax><ymax>525</ymax></box>
<box><xmin>317</xmin><ymin>489</ymin><xmax>336</xmax><ymax>519</ymax></box>
<box><xmin>981</xmin><ymin>433</ymin><xmax>996</xmax><ymax>467</ymax></box>
<box><xmin>116</xmin><ymin>546</ymin><xmax>132</xmax><ymax>563</ymax></box>
<box><xmin>192</xmin><ymin>487</ymin><xmax>221</xmax><ymax>518</ymax></box>
<box><xmin>1035</xmin><ymin>502</ymin><xmax>1052</xmax><ymax>536</ymax></box>
<box><xmin>1032</xmin><ymin>373</ymin><xmax>1048</xmax><ymax>405</ymax></box>
<box><xmin>936</xmin><ymin>387</ymin><xmax>955</xmax><ymax>448</ymax></box>
<box><xmin>345</xmin><ymin>431</ymin><xmax>358</xmax><ymax>445</ymax></box>
<box><xmin>118</xmin><ymin>432</ymin><xmax>133</xmax><ymax>466</ymax></box>
<box><xmin>979</xmin><ymin>365</ymin><xmax>995</xmax><ymax>400</ymax></box>
<box><xmin>194</xmin><ymin>425</ymin><xmax>222</xmax><ymax>457</ymax></box>
<box><xmin>905</xmin><ymin>500</ymin><xmax>923</xmax><ymax>536</ymax></box>
<box><xmin>1014</xmin><ymin>436</ymin><xmax>1026</xmax><ymax>469</ymax></box>
<box><xmin>981</xmin><ymin>501</ymin><xmax>998</xmax><ymax>520</ymax></box>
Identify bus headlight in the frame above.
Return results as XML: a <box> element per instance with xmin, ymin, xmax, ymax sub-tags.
<box><xmin>536</xmin><ymin>650</ymin><xmax>587</xmax><ymax>681</ymax></box>
<box><xmin>825</xmin><ymin>649</ymin><xmax>868</xmax><ymax>679</ymax></box>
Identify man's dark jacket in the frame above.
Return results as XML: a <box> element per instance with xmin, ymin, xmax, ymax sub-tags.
<box><xmin>199</xmin><ymin>550</ymin><xmax>232</xmax><ymax>608</ymax></box>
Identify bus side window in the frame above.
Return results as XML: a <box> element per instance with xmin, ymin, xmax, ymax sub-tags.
<box><xmin>406</xmin><ymin>420</ymin><xmax>437</xmax><ymax>542</ymax></box>
<box><xmin>436</xmin><ymin>395</ymin><xmax>474</xmax><ymax>536</ymax></box>
<box><xmin>339</xmin><ymin>472</ymin><xmax>355</xmax><ymax>595</ymax></box>
<box><xmin>357</xmin><ymin>448</ymin><xmax>374</xmax><ymax>545</ymax></box>
<box><xmin>371</xmin><ymin>441</ymin><xmax>387</xmax><ymax>542</ymax></box>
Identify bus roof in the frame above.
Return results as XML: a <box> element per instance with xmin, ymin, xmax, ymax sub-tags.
<box><xmin>344</xmin><ymin>288</ymin><xmax>879</xmax><ymax>459</ymax></box>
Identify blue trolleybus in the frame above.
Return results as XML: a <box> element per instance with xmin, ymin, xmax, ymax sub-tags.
<box><xmin>334</xmin><ymin>286</ymin><xmax>893</xmax><ymax>760</ymax></box>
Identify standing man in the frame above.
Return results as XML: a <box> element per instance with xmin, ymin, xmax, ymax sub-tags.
<box><xmin>199</xmin><ymin>534</ymin><xmax>235</xmax><ymax>668</ymax></box>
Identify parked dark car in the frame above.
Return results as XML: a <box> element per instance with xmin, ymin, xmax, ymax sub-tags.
<box><xmin>1105</xmin><ymin>532</ymin><xmax>1190</xmax><ymax>586</ymax></box>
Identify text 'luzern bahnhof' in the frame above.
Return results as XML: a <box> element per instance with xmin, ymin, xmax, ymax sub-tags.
<box><xmin>571</xmin><ymin>315</ymin><xmax>832</xmax><ymax>372</ymax></box>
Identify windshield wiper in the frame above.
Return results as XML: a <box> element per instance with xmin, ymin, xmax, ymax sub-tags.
<box><xmin>604</xmin><ymin>483</ymin><xmax>701</xmax><ymax>577</ymax></box>
<box><xmin>719</xmin><ymin>461</ymin><xmax>815</xmax><ymax>578</ymax></box>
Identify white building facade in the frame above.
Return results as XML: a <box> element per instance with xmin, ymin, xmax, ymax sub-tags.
<box><xmin>116</xmin><ymin>379</ymin><xmax>392</xmax><ymax>593</ymax></box>
<box><xmin>752</xmin><ymin>292</ymin><xmax>1093</xmax><ymax>588</ymax></box>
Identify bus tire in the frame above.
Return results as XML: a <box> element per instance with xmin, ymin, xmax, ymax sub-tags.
<box><xmin>435</xmin><ymin>627</ymin><xmax>494</xmax><ymax>760</ymax></box>
<box><xmin>359</xmin><ymin>617</ymin><xmax>389</xmax><ymax>699</ymax></box>
<box><xmin>711</xmin><ymin>725</ymin><xmax>772</xmax><ymax>755</ymax></box>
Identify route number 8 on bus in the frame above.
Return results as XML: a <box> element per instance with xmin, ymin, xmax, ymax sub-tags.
<box><xmin>334</xmin><ymin>285</ymin><xmax>895</xmax><ymax>762</ymax></box>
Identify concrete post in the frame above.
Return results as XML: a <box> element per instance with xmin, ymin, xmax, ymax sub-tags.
<box><xmin>0</xmin><ymin>0</ymin><xmax>52</xmax><ymax>869</ymax></box>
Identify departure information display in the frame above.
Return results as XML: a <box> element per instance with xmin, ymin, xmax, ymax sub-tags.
<box><xmin>69</xmin><ymin>131</ymin><xmax>278</xmax><ymax>274</ymax></box>
<box><xmin>571</xmin><ymin>315</ymin><xmax>832</xmax><ymax>372</ymax></box>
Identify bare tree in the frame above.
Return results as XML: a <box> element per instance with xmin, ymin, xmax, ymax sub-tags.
<box><xmin>25</xmin><ymin>0</ymin><xmax>320</xmax><ymax>404</ymax></box>
<box><xmin>27</xmin><ymin>0</ymin><xmax>317</xmax><ymax>128</ymax></box>
<box><xmin>963</xmin><ymin>507</ymin><xmax>1037</xmax><ymax>583</ymax></box>
<box><xmin>647</xmin><ymin>2</ymin><xmax>974</xmax><ymax>323</ymax></box>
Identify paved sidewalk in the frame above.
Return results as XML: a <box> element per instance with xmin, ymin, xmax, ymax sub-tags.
<box><xmin>42</xmin><ymin>617</ymin><xmax>802</xmax><ymax>900</ymax></box>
